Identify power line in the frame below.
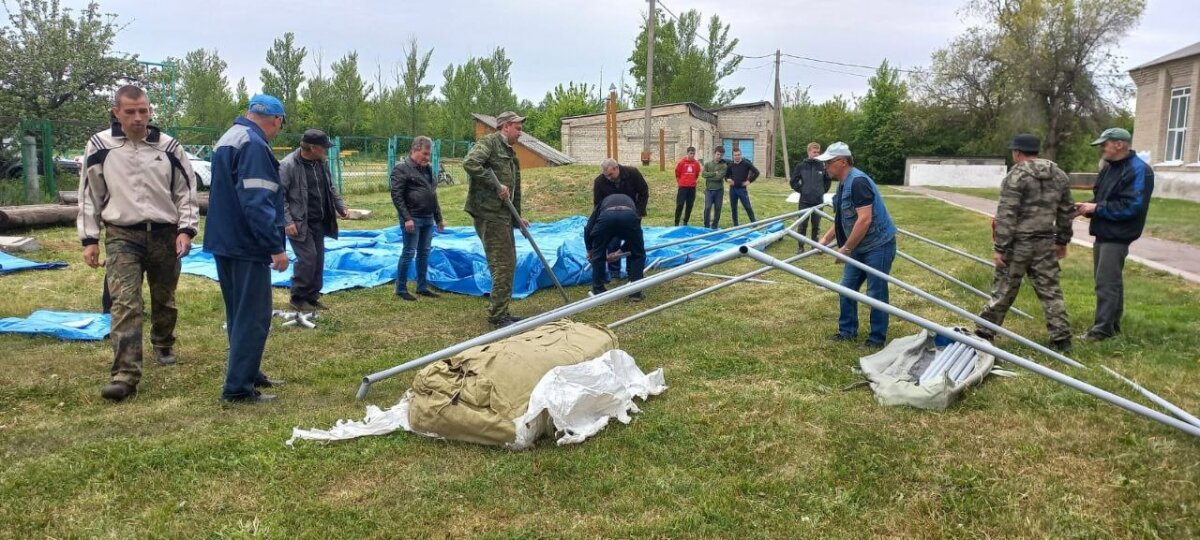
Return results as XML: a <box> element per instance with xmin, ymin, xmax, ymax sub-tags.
<box><xmin>782</xmin><ymin>60</ymin><xmax>871</xmax><ymax>79</ymax></box>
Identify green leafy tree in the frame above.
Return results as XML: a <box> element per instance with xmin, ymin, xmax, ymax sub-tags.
<box><xmin>259</xmin><ymin>32</ymin><xmax>306</xmax><ymax>119</ymax></box>
<box><xmin>477</xmin><ymin>47</ymin><xmax>518</xmax><ymax>116</ymax></box>
<box><xmin>0</xmin><ymin>0</ymin><xmax>139</xmax><ymax>148</ymax></box>
<box><xmin>234</xmin><ymin>77</ymin><xmax>249</xmax><ymax>112</ymax></box>
<box><xmin>627</xmin><ymin>8</ymin><xmax>743</xmax><ymax>107</ymax></box>
<box><xmin>853</xmin><ymin>61</ymin><xmax>909</xmax><ymax>183</ymax></box>
<box><xmin>525</xmin><ymin>82</ymin><xmax>601</xmax><ymax>149</ymax></box>
<box><xmin>398</xmin><ymin>38</ymin><xmax>434</xmax><ymax>136</ymax></box>
<box><xmin>178</xmin><ymin>48</ymin><xmax>236</xmax><ymax>128</ymax></box>
<box><xmin>438</xmin><ymin>58</ymin><xmax>482</xmax><ymax>141</ymax></box>
<box><xmin>299</xmin><ymin>51</ymin><xmax>337</xmax><ymax>133</ymax></box>
<box><xmin>329</xmin><ymin>51</ymin><xmax>373</xmax><ymax>134</ymax></box>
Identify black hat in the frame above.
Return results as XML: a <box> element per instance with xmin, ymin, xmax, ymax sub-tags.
<box><xmin>302</xmin><ymin>129</ymin><xmax>333</xmax><ymax>149</ymax></box>
<box><xmin>1008</xmin><ymin>133</ymin><xmax>1040</xmax><ymax>154</ymax></box>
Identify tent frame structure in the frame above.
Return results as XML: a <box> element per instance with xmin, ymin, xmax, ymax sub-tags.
<box><xmin>354</xmin><ymin>208</ymin><xmax>1200</xmax><ymax>439</ymax></box>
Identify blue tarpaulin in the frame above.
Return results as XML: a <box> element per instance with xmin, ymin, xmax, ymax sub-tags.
<box><xmin>181</xmin><ymin>216</ymin><xmax>780</xmax><ymax>298</ymax></box>
<box><xmin>0</xmin><ymin>251</ymin><xmax>67</xmax><ymax>275</ymax></box>
<box><xmin>0</xmin><ymin>310</ymin><xmax>110</xmax><ymax>341</ymax></box>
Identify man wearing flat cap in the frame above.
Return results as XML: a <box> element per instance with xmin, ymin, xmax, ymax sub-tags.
<box><xmin>463</xmin><ymin>111</ymin><xmax>529</xmax><ymax>328</ymax></box>
<box><xmin>1075</xmin><ymin>127</ymin><xmax>1154</xmax><ymax>342</ymax></box>
<box><xmin>975</xmin><ymin>133</ymin><xmax>1075</xmax><ymax>352</ymax></box>
<box><xmin>280</xmin><ymin>128</ymin><xmax>348</xmax><ymax>311</ymax></box>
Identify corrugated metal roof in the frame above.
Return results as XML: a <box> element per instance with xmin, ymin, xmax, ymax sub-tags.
<box><xmin>471</xmin><ymin>113</ymin><xmax>575</xmax><ymax>166</ymax></box>
<box><xmin>1130</xmin><ymin>41</ymin><xmax>1200</xmax><ymax>72</ymax></box>
<box><xmin>560</xmin><ymin>101</ymin><xmax>718</xmax><ymax>125</ymax></box>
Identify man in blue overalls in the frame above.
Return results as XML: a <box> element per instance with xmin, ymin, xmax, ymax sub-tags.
<box><xmin>816</xmin><ymin>142</ymin><xmax>897</xmax><ymax>350</ymax></box>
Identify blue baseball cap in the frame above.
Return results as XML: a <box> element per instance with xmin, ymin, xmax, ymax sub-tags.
<box><xmin>248</xmin><ymin>94</ymin><xmax>286</xmax><ymax>117</ymax></box>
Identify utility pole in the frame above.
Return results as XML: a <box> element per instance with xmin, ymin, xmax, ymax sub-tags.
<box><xmin>774</xmin><ymin>49</ymin><xmax>790</xmax><ymax>179</ymax></box>
<box><xmin>642</xmin><ymin>0</ymin><xmax>655</xmax><ymax>166</ymax></box>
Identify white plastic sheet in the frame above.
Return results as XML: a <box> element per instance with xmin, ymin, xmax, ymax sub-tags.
<box><xmin>286</xmin><ymin>349</ymin><xmax>665</xmax><ymax>449</ymax></box>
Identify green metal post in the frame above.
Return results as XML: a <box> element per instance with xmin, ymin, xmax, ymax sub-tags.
<box><xmin>329</xmin><ymin>136</ymin><xmax>343</xmax><ymax>193</ymax></box>
<box><xmin>39</xmin><ymin>120</ymin><xmax>55</xmax><ymax>195</ymax></box>
<box><xmin>387</xmin><ymin>136</ymin><xmax>397</xmax><ymax>182</ymax></box>
<box><xmin>432</xmin><ymin>139</ymin><xmax>442</xmax><ymax>181</ymax></box>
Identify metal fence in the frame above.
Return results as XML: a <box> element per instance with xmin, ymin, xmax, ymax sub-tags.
<box><xmin>1</xmin><ymin>117</ymin><xmax>474</xmax><ymax>205</ymax></box>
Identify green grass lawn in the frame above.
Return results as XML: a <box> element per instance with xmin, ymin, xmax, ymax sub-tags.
<box><xmin>934</xmin><ymin>187</ymin><xmax>1200</xmax><ymax>248</ymax></box>
<box><xmin>2</xmin><ymin>165</ymin><xmax>1199</xmax><ymax>538</ymax></box>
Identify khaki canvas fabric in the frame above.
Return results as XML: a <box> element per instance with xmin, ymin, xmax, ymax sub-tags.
<box><xmin>408</xmin><ymin>320</ymin><xmax>618</xmax><ymax>446</ymax></box>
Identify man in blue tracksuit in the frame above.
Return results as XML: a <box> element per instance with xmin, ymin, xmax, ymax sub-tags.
<box><xmin>817</xmin><ymin>142</ymin><xmax>897</xmax><ymax>349</ymax></box>
<box><xmin>204</xmin><ymin>95</ymin><xmax>290</xmax><ymax>403</ymax></box>
<box><xmin>1075</xmin><ymin>127</ymin><xmax>1154</xmax><ymax>342</ymax></box>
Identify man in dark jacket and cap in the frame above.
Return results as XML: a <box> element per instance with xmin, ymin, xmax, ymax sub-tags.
<box><xmin>280</xmin><ymin>129</ymin><xmax>348</xmax><ymax>311</ymax></box>
<box><xmin>1075</xmin><ymin>127</ymin><xmax>1154</xmax><ymax>342</ymax></box>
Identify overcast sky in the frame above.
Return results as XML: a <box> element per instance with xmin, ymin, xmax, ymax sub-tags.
<box><xmin>51</xmin><ymin>0</ymin><xmax>1200</xmax><ymax>106</ymax></box>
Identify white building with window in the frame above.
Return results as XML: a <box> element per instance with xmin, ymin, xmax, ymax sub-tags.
<box><xmin>1130</xmin><ymin>41</ymin><xmax>1200</xmax><ymax>201</ymax></box>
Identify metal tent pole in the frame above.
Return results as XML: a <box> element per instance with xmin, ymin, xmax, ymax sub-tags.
<box><xmin>693</xmin><ymin>272</ymin><xmax>776</xmax><ymax>284</ymax></box>
<box><xmin>644</xmin><ymin>208</ymin><xmax>810</xmax><ymax>253</ymax></box>
<box><xmin>354</xmin><ymin>229</ymin><xmax>787</xmax><ymax>399</ymax></box>
<box><xmin>505</xmin><ymin>199</ymin><xmax>570</xmax><ymax>304</ymax></box>
<box><xmin>787</xmin><ymin>230</ymin><xmax>1079</xmax><ymax>368</ymax></box>
<box><xmin>895</xmin><ymin>250</ymin><xmax>1034</xmax><ymax>320</ymax></box>
<box><xmin>647</xmin><ymin>221</ymin><xmax>774</xmax><ymax>271</ymax></box>
<box><xmin>609</xmin><ymin>246</ymin><xmax>826</xmax><ymax>329</ymax></box>
<box><xmin>814</xmin><ymin>208</ymin><xmax>995</xmax><ymax>268</ymax></box>
<box><xmin>1101</xmin><ymin>366</ymin><xmax>1200</xmax><ymax>428</ymax></box>
<box><xmin>739</xmin><ymin>246</ymin><xmax>1200</xmax><ymax>439</ymax></box>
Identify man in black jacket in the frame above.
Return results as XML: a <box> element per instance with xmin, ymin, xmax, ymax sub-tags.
<box><xmin>390</xmin><ymin>136</ymin><xmax>445</xmax><ymax>301</ymax></box>
<box><xmin>1075</xmin><ymin>128</ymin><xmax>1154</xmax><ymax>341</ymax></box>
<box><xmin>790</xmin><ymin>141</ymin><xmax>832</xmax><ymax>251</ymax></box>
<box><xmin>724</xmin><ymin>147</ymin><xmax>760</xmax><ymax>226</ymax></box>
<box><xmin>593</xmin><ymin>159</ymin><xmax>649</xmax><ymax>280</ymax></box>
<box><xmin>280</xmin><ymin>129</ymin><xmax>348</xmax><ymax>311</ymax></box>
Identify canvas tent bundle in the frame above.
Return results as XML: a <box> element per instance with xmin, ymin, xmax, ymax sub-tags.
<box><xmin>407</xmin><ymin>320</ymin><xmax>619</xmax><ymax>446</ymax></box>
<box><xmin>858</xmin><ymin>329</ymin><xmax>1002</xmax><ymax>410</ymax></box>
<box><xmin>288</xmin><ymin>321</ymin><xmax>667</xmax><ymax>449</ymax></box>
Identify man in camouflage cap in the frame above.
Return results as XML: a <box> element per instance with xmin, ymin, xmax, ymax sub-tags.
<box><xmin>975</xmin><ymin>133</ymin><xmax>1076</xmax><ymax>352</ymax></box>
<box><xmin>463</xmin><ymin>111</ymin><xmax>529</xmax><ymax>328</ymax></box>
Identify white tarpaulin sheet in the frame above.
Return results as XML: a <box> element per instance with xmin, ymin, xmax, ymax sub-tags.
<box><xmin>286</xmin><ymin>350</ymin><xmax>665</xmax><ymax>449</ymax></box>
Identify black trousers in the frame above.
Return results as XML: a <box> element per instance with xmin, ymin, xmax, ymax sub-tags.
<box><xmin>674</xmin><ymin>187</ymin><xmax>696</xmax><ymax>226</ymax></box>
<box><xmin>290</xmin><ymin>220</ymin><xmax>326</xmax><ymax>304</ymax></box>
<box><xmin>796</xmin><ymin>202</ymin><xmax>823</xmax><ymax>249</ymax></box>
<box><xmin>589</xmin><ymin>210</ymin><xmax>645</xmax><ymax>294</ymax></box>
<box><xmin>1090</xmin><ymin>241</ymin><xmax>1129</xmax><ymax>337</ymax></box>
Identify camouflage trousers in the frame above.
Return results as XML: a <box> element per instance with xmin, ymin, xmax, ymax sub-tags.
<box><xmin>104</xmin><ymin>225</ymin><xmax>181</xmax><ymax>386</ymax></box>
<box><xmin>977</xmin><ymin>237</ymin><xmax>1071</xmax><ymax>342</ymax></box>
<box><xmin>474</xmin><ymin>216</ymin><xmax>516</xmax><ymax>325</ymax></box>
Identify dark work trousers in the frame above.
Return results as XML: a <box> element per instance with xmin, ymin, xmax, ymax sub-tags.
<box><xmin>1091</xmin><ymin>242</ymin><xmax>1129</xmax><ymax>338</ymax></box>
<box><xmin>674</xmin><ymin>187</ymin><xmax>696</xmax><ymax>226</ymax></box>
<box><xmin>797</xmin><ymin>202</ymin><xmax>823</xmax><ymax>250</ymax></box>
<box><xmin>216</xmin><ymin>255</ymin><xmax>274</xmax><ymax>400</ymax></box>
<box><xmin>703</xmin><ymin>189</ymin><xmax>724</xmax><ymax>229</ymax></box>
<box><xmin>590</xmin><ymin>210</ymin><xmax>645</xmax><ymax>294</ymax></box>
<box><xmin>729</xmin><ymin>186</ymin><xmax>756</xmax><ymax>226</ymax></box>
<box><xmin>289</xmin><ymin>220</ymin><xmax>326</xmax><ymax>304</ymax></box>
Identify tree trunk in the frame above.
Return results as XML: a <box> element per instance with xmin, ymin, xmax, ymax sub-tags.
<box><xmin>2</xmin><ymin>194</ymin><xmax>209</xmax><ymax>231</ymax></box>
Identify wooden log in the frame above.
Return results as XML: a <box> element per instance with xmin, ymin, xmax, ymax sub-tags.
<box><xmin>57</xmin><ymin>190</ymin><xmax>78</xmax><ymax>204</ymax></box>
<box><xmin>0</xmin><ymin>204</ymin><xmax>79</xmax><ymax>230</ymax></box>
<box><xmin>0</xmin><ymin>194</ymin><xmax>209</xmax><ymax>231</ymax></box>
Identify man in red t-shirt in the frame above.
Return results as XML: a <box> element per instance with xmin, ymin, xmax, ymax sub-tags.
<box><xmin>673</xmin><ymin>146</ymin><xmax>701</xmax><ymax>226</ymax></box>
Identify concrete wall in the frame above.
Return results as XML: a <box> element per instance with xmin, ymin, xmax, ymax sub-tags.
<box><xmin>1153</xmin><ymin>166</ymin><xmax>1200</xmax><ymax>202</ymax></box>
<box><xmin>714</xmin><ymin>105</ymin><xmax>774</xmax><ymax>175</ymax></box>
<box><xmin>561</xmin><ymin>104</ymin><xmax>716</xmax><ymax>166</ymax></box>
<box><xmin>903</xmin><ymin>157</ymin><xmax>1007</xmax><ymax>188</ymax></box>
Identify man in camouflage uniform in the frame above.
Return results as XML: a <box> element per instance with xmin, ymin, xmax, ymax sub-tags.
<box><xmin>463</xmin><ymin>111</ymin><xmax>529</xmax><ymax>328</ymax></box>
<box><xmin>78</xmin><ymin>85</ymin><xmax>200</xmax><ymax>401</ymax></box>
<box><xmin>975</xmin><ymin>134</ymin><xmax>1076</xmax><ymax>352</ymax></box>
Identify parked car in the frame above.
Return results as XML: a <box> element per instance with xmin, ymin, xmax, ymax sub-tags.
<box><xmin>186</xmin><ymin>151</ymin><xmax>212</xmax><ymax>188</ymax></box>
<box><xmin>0</xmin><ymin>156</ymin><xmax>80</xmax><ymax>179</ymax></box>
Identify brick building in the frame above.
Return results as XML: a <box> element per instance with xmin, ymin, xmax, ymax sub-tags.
<box><xmin>1129</xmin><ymin>41</ymin><xmax>1200</xmax><ymax>201</ymax></box>
<box><xmin>560</xmin><ymin>101</ymin><xmax>775</xmax><ymax>174</ymax></box>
